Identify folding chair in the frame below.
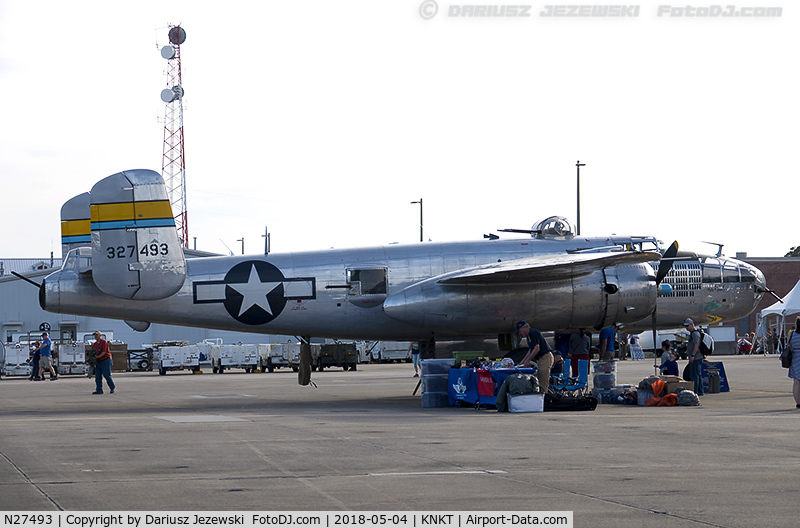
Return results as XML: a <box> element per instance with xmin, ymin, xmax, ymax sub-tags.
<box><xmin>549</xmin><ymin>358</ymin><xmax>570</xmax><ymax>393</ymax></box>
<box><xmin>562</xmin><ymin>359</ymin><xmax>589</xmax><ymax>397</ymax></box>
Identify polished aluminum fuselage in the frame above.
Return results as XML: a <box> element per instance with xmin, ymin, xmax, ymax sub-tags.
<box><xmin>41</xmin><ymin>235</ymin><xmax>765</xmax><ymax>341</ymax></box>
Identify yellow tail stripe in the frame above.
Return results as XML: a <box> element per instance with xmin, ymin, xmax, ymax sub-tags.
<box><xmin>61</xmin><ymin>219</ymin><xmax>91</xmax><ymax>237</ymax></box>
<box><xmin>91</xmin><ymin>203</ymin><xmax>134</xmax><ymax>222</ymax></box>
<box><xmin>90</xmin><ymin>200</ymin><xmax>173</xmax><ymax>222</ymax></box>
<box><xmin>135</xmin><ymin>200</ymin><xmax>174</xmax><ymax>219</ymax></box>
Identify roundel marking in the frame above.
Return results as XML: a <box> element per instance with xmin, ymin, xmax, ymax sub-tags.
<box><xmin>222</xmin><ymin>261</ymin><xmax>287</xmax><ymax>325</ymax></box>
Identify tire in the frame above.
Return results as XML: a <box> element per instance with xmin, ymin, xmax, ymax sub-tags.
<box><xmin>318</xmin><ymin>364</ymin><xmax>324</xmax><ymax>372</ymax></box>
<box><xmin>158</xmin><ymin>366</ymin><xmax>166</xmax><ymax>376</ymax></box>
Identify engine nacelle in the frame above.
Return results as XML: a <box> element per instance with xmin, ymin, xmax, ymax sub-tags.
<box><xmin>383</xmin><ymin>262</ymin><xmax>656</xmax><ymax>334</ymax></box>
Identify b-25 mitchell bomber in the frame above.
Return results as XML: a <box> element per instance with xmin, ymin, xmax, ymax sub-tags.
<box><xmin>37</xmin><ymin>170</ymin><xmax>766</xmax><ymax>382</ymax></box>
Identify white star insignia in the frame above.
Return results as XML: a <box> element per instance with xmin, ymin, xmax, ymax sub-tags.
<box><xmin>228</xmin><ymin>264</ymin><xmax>281</xmax><ymax>317</ymax></box>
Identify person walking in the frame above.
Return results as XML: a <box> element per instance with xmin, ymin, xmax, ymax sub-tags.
<box><xmin>786</xmin><ymin>318</ymin><xmax>800</xmax><ymax>409</ymax></box>
<box><xmin>34</xmin><ymin>332</ymin><xmax>57</xmax><ymax>381</ymax></box>
<box><xmin>408</xmin><ymin>341</ymin><xmax>421</xmax><ymax>377</ymax></box>
<box><xmin>28</xmin><ymin>340</ymin><xmax>41</xmax><ymax>381</ymax></box>
<box><xmin>91</xmin><ymin>331</ymin><xmax>116</xmax><ymax>395</ymax></box>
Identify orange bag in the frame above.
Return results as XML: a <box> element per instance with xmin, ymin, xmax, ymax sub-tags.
<box><xmin>645</xmin><ymin>396</ymin><xmax>661</xmax><ymax>406</ymax></box>
<box><xmin>658</xmin><ymin>393</ymin><xmax>677</xmax><ymax>406</ymax></box>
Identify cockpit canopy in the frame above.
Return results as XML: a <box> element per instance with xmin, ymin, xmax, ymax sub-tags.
<box><xmin>532</xmin><ymin>216</ymin><xmax>574</xmax><ymax>239</ymax></box>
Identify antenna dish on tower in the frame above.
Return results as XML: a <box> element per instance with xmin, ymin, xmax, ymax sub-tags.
<box><xmin>160</xmin><ymin>45</ymin><xmax>176</xmax><ymax>60</ymax></box>
<box><xmin>168</xmin><ymin>26</ymin><xmax>186</xmax><ymax>45</ymax></box>
<box><xmin>160</xmin><ymin>85</ymin><xmax>184</xmax><ymax>103</ymax></box>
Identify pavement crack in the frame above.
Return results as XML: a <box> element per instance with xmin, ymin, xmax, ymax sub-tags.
<box><xmin>0</xmin><ymin>449</ymin><xmax>63</xmax><ymax>510</ymax></box>
<box><xmin>491</xmin><ymin>471</ymin><xmax>729</xmax><ymax>528</ymax></box>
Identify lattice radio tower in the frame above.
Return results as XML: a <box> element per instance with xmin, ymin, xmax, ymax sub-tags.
<box><xmin>159</xmin><ymin>25</ymin><xmax>188</xmax><ymax>248</ymax></box>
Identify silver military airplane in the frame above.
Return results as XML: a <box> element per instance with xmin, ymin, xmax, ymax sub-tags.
<box><xmin>38</xmin><ymin>170</ymin><xmax>766</xmax><ymax>382</ymax></box>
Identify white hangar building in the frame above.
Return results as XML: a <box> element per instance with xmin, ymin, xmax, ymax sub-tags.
<box><xmin>0</xmin><ymin>254</ymin><xmax>284</xmax><ymax>350</ymax></box>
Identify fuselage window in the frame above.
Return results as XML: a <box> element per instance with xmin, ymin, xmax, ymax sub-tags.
<box><xmin>347</xmin><ymin>268</ymin><xmax>388</xmax><ymax>296</ymax></box>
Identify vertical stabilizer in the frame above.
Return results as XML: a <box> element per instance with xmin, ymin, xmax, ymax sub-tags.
<box><xmin>90</xmin><ymin>169</ymin><xmax>187</xmax><ymax>300</ymax></box>
<box><xmin>60</xmin><ymin>192</ymin><xmax>91</xmax><ymax>257</ymax></box>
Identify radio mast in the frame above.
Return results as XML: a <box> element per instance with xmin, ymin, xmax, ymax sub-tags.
<box><xmin>159</xmin><ymin>25</ymin><xmax>188</xmax><ymax>248</ymax></box>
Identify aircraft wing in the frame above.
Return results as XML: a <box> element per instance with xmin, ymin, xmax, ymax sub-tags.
<box><xmin>437</xmin><ymin>251</ymin><xmax>662</xmax><ymax>285</ymax></box>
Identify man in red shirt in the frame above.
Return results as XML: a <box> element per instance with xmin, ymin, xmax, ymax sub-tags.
<box><xmin>91</xmin><ymin>331</ymin><xmax>116</xmax><ymax>395</ymax></box>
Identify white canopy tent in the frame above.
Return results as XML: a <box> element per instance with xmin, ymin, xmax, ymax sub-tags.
<box><xmin>756</xmin><ymin>276</ymin><xmax>800</xmax><ymax>352</ymax></box>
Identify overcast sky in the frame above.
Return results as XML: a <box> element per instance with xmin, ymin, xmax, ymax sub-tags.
<box><xmin>0</xmin><ymin>1</ymin><xmax>794</xmax><ymax>260</ymax></box>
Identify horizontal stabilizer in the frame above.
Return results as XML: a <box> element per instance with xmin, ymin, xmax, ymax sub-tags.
<box><xmin>437</xmin><ymin>251</ymin><xmax>661</xmax><ymax>285</ymax></box>
<box><xmin>90</xmin><ymin>169</ymin><xmax>187</xmax><ymax>300</ymax></box>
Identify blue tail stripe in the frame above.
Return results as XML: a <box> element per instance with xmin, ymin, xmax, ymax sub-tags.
<box><xmin>91</xmin><ymin>218</ymin><xmax>177</xmax><ymax>231</ymax></box>
<box><xmin>61</xmin><ymin>235</ymin><xmax>92</xmax><ymax>243</ymax></box>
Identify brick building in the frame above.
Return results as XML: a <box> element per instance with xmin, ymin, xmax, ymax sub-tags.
<box><xmin>731</xmin><ymin>256</ymin><xmax>800</xmax><ymax>336</ymax></box>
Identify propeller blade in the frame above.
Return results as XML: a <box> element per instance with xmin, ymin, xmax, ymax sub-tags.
<box><xmin>656</xmin><ymin>240</ymin><xmax>679</xmax><ymax>285</ymax></box>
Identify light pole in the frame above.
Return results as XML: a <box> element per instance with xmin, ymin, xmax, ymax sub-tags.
<box><xmin>410</xmin><ymin>199</ymin><xmax>423</xmax><ymax>242</ymax></box>
<box><xmin>576</xmin><ymin>160</ymin><xmax>585</xmax><ymax>236</ymax></box>
<box><xmin>237</xmin><ymin>238</ymin><xmax>244</xmax><ymax>255</ymax></box>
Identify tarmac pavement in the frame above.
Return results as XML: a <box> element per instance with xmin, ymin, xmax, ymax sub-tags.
<box><xmin>1</xmin><ymin>355</ymin><xmax>798</xmax><ymax>527</ymax></box>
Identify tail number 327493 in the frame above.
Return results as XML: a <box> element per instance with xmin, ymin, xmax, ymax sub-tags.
<box><xmin>106</xmin><ymin>243</ymin><xmax>169</xmax><ymax>259</ymax></box>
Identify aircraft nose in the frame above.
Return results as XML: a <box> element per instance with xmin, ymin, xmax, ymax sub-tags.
<box><xmin>755</xmin><ymin>268</ymin><xmax>767</xmax><ymax>292</ymax></box>
<box><xmin>741</xmin><ymin>261</ymin><xmax>767</xmax><ymax>298</ymax></box>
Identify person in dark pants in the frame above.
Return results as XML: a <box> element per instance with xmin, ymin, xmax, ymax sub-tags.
<box><xmin>28</xmin><ymin>341</ymin><xmax>41</xmax><ymax>380</ymax></box>
<box><xmin>90</xmin><ymin>331</ymin><xmax>116</xmax><ymax>395</ymax></box>
<box><xmin>684</xmin><ymin>318</ymin><xmax>704</xmax><ymax>396</ymax></box>
<box><xmin>568</xmin><ymin>329</ymin><xmax>591</xmax><ymax>378</ymax></box>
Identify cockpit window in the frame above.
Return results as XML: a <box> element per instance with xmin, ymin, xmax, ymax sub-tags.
<box><xmin>723</xmin><ymin>263</ymin><xmax>740</xmax><ymax>283</ymax></box>
<box><xmin>740</xmin><ymin>266</ymin><xmax>759</xmax><ymax>283</ymax></box>
<box><xmin>701</xmin><ymin>258</ymin><xmax>722</xmax><ymax>283</ymax></box>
